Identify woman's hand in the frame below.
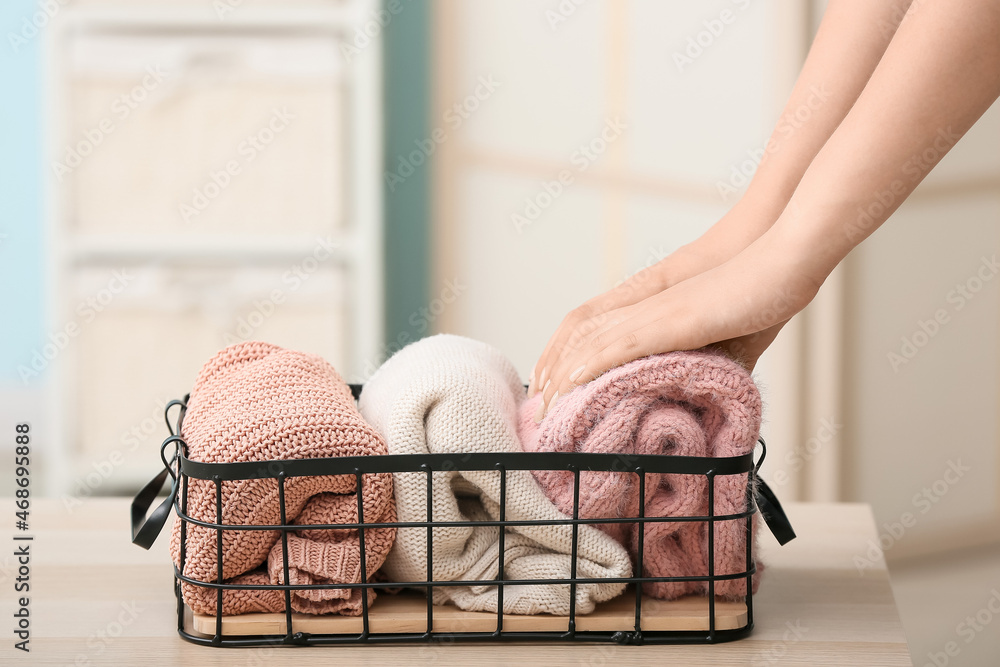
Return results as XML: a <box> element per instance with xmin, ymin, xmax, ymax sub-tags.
<box><xmin>527</xmin><ymin>261</ymin><xmax>670</xmax><ymax>399</ymax></box>
<box><xmin>526</xmin><ymin>217</ymin><xmax>798</xmax><ymax>420</ymax></box>
<box><xmin>532</xmin><ymin>226</ymin><xmax>820</xmax><ymax>418</ymax></box>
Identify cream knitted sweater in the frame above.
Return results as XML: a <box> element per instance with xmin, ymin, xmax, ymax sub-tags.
<box><xmin>359</xmin><ymin>334</ymin><xmax>631</xmax><ymax>615</ymax></box>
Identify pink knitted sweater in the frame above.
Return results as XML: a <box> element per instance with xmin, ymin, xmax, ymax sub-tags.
<box><xmin>518</xmin><ymin>350</ymin><xmax>762</xmax><ymax>600</ymax></box>
<box><xmin>168</xmin><ymin>342</ymin><xmax>396</xmax><ymax>616</ymax></box>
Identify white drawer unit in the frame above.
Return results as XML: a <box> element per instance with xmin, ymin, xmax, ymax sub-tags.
<box><xmin>45</xmin><ymin>2</ymin><xmax>382</xmax><ymax>495</ymax></box>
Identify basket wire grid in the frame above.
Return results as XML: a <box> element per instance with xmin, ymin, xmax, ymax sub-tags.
<box><xmin>135</xmin><ymin>384</ymin><xmax>772</xmax><ymax>647</ymax></box>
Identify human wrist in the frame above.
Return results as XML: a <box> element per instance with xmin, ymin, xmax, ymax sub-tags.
<box><xmin>650</xmin><ymin>244</ymin><xmax>710</xmax><ymax>290</ymax></box>
<box><xmin>754</xmin><ymin>212</ymin><xmax>831</xmax><ymax>308</ymax></box>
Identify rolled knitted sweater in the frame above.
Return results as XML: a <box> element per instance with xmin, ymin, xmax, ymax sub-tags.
<box><xmin>359</xmin><ymin>334</ymin><xmax>632</xmax><ymax>615</ymax></box>
<box><xmin>169</xmin><ymin>342</ymin><xmax>396</xmax><ymax>616</ymax></box>
<box><xmin>518</xmin><ymin>349</ymin><xmax>762</xmax><ymax>600</ymax></box>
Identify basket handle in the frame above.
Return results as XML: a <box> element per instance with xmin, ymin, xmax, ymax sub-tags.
<box><xmin>753</xmin><ymin>438</ymin><xmax>796</xmax><ymax>546</ymax></box>
<box><xmin>130</xmin><ymin>399</ymin><xmax>187</xmax><ymax>550</ymax></box>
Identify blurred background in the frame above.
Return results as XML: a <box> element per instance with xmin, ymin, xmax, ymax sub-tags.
<box><xmin>1</xmin><ymin>0</ymin><xmax>998</xmax><ymax>662</ymax></box>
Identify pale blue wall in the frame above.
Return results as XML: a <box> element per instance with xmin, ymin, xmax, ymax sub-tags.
<box><xmin>0</xmin><ymin>0</ymin><xmax>45</xmax><ymax>386</ymax></box>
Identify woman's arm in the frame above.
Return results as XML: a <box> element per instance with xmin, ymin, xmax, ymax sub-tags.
<box><xmin>536</xmin><ymin>0</ymin><xmax>1000</xmax><ymax>414</ymax></box>
<box><xmin>529</xmin><ymin>0</ymin><xmax>915</xmax><ymax>397</ymax></box>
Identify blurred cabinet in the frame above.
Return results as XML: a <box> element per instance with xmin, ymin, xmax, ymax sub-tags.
<box><xmin>46</xmin><ymin>2</ymin><xmax>382</xmax><ymax>494</ymax></box>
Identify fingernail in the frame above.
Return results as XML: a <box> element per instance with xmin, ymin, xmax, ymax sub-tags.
<box><xmin>527</xmin><ymin>369</ymin><xmax>536</xmax><ymax>396</ymax></box>
<box><xmin>544</xmin><ymin>391</ymin><xmax>560</xmax><ymax>418</ymax></box>
<box><xmin>538</xmin><ymin>368</ymin><xmax>549</xmax><ymax>394</ymax></box>
<box><xmin>568</xmin><ymin>365</ymin><xmax>586</xmax><ymax>383</ymax></box>
<box><xmin>533</xmin><ymin>395</ymin><xmax>546</xmax><ymax>423</ymax></box>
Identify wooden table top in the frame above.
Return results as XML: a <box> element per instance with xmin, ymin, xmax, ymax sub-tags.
<box><xmin>6</xmin><ymin>499</ymin><xmax>912</xmax><ymax>666</ymax></box>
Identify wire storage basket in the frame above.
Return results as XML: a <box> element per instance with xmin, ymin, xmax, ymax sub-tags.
<box><xmin>132</xmin><ymin>384</ymin><xmax>792</xmax><ymax>647</ymax></box>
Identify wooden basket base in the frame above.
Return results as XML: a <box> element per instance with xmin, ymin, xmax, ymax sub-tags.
<box><xmin>189</xmin><ymin>588</ymin><xmax>748</xmax><ymax>636</ymax></box>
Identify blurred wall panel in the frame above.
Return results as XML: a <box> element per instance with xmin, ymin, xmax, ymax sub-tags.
<box><xmin>844</xmin><ymin>178</ymin><xmax>1000</xmax><ymax>559</ymax></box>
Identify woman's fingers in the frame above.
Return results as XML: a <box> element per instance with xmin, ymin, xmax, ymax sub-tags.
<box><xmin>529</xmin><ymin>298</ymin><xmax>624</xmax><ymax>398</ymax></box>
<box><xmin>538</xmin><ymin>318</ymin><xmax>661</xmax><ymax>418</ymax></box>
<box><xmin>537</xmin><ymin>302</ymin><xmax>659</xmax><ymax>413</ymax></box>
<box><xmin>543</xmin><ymin>304</ymin><xmax>638</xmax><ymax>400</ymax></box>
<box><xmin>529</xmin><ymin>303</ymin><xmax>594</xmax><ymax>397</ymax></box>
<box><xmin>529</xmin><ymin>266</ymin><xmax>671</xmax><ymax>397</ymax></box>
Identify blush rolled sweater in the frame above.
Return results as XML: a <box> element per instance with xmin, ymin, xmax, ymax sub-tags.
<box><xmin>518</xmin><ymin>349</ymin><xmax>763</xmax><ymax>600</ymax></box>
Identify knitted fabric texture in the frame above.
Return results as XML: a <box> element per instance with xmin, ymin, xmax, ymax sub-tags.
<box><xmin>168</xmin><ymin>342</ymin><xmax>396</xmax><ymax>616</ymax></box>
<box><xmin>518</xmin><ymin>349</ymin><xmax>762</xmax><ymax>600</ymax></box>
<box><xmin>358</xmin><ymin>334</ymin><xmax>632</xmax><ymax>615</ymax></box>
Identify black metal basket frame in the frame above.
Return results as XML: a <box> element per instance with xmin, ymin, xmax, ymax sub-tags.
<box><xmin>144</xmin><ymin>384</ymin><xmax>768</xmax><ymax>647</ymax></box>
